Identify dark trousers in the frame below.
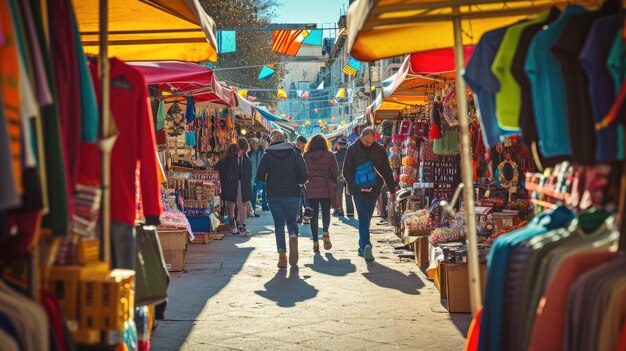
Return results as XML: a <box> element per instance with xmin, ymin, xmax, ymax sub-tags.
<box><xmin>309</xmin><ymin>198</ymin><xmax>331</xmax><ymax>241</ymax></box>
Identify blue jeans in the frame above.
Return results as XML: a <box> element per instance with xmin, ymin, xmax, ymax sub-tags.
<box><xmin>252</xmin><ymin>181</ymin><xmax>269</xmax><ymax>211</ymax></box>
<box><xmin>353</xmin><ymin>190</ymin><xmax>380</xmax><ymax>254</ymax></box>
<box><xmin>267</xmin><ymin>197</ymin><xmax>301</xmax><ymax>253</ymax></box>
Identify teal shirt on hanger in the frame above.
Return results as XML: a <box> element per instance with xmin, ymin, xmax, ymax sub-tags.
<box><xmin>524</xmin><ymin>5</ymin><xmax>588</xmax><ymax>158</ymax></box>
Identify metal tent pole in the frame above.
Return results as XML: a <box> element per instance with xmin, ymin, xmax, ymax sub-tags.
<box><xmin>99</xmin><ymin>0</ymin><xmax>111</xmax><ymax>266</ymax></box>
<box><xmin>452</xmin><ymin>9</ymin><xmax>482</xmax><ymax>314</ymax></box>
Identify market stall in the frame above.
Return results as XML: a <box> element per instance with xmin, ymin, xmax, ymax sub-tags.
<box><xmin>349</xmin><ymin>0</ymin><xmax>625</xmax><ymax>350</ymax></box>
<box><xmin>0</xmin><ymin>1</ymin><xmax>219</xmax><ymax>350</ymax></box>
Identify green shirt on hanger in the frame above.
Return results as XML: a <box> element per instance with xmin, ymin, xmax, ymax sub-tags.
<box><xmin>492</xmin><ymin>11</ymin><xmax>550</xmax><ymax>131</ymax></box>
<box><xmin>607</xmin><ymin>30</ymin><xmax>625</xmax><ymax>95</ymax></box>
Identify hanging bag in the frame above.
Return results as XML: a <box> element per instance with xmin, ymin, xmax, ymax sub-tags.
<box><xmin>135</xmin><ymin>226</ymin><xmax>170</xmax><ymax>307</ymax></box>
<box><xmin>433</xmin><ymin>125</ymin><xmax>460</xmax><ymax>156</ymax></box>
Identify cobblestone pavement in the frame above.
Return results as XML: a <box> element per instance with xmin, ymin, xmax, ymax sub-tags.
<box><xmin>151</xmin><ymin>212</ymin><xmax>471</xmax><ymax>351</ymax></box>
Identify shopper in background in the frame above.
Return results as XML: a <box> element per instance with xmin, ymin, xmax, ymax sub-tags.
<box><xmin>333</xmin><ymin>138</ymin><xmax>354</xmax><ymax>217</ymax></box>
<box><xmin>248</xmin><ymin>137</ymin><xmax>267</xmax><ymax>217</ymax></box>
<box><xmin>303</xmin><ymin>134</ymin><xmax>339</xmax><ymax>253</ymax></box>
<box><xmin>214</xmin><ymin>143</ymin><xmax>243</xmax><ymax>235</ymax></box>
<box><xmin>295</xmin><ymin>135</ymin><xmax>310</xmax><ymax>224</ymax></box>
<box><xmin>343</xmin><ymin>127</ymin><xmax>396</xmax><ymax>262</ymax></box>
<box><xmin>235</xmin><ymin>137</ymin><xmax>253</xmax><ymax>235</ymax></box>
<box><xmin>257</xmin><ymin>130</ymin><xmax>308</xmax><ymax>268</ymax></box>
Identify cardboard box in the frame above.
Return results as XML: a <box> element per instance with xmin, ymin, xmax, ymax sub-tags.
<box><xmin>192</xmin><ymin>232</ymin><xmax>211</xmax><ymax>244</ymax></box>
<box><xmin>435</xmin><ymin>263</ymin><xmax>448</xmax><ymax>299</ymax></box>
<box><xmin>445</xmin><ymin>263</ymin><xmax>488</xmax><ymax>313</ymax></box>
<box><xmin>159</xmin><ymin>230</ymin><xmax>188</xmax><ymax>272</ymax></box>
<box><xmin>413</xmin><ymin>236</ymin><xmax>429</xmax><ymax>269</ymax></box>
<box><xmin>77</xmin><ymin>238</ymin><xmax>100</xmax><ymax>265</ymax></box>
<box><xmin>100</xmin><ymin>269</ymin><xmax>135</xmax><ymax>332</ymax></box>
<box><xmin>48</xmin><ymin>261</ymin><xmax>109</xmax><ymax>322</ymax></box>
<box><xmin>80</xmin><ymin>279</ymin><xmax>102</xmax><ymax>330</ymax></box>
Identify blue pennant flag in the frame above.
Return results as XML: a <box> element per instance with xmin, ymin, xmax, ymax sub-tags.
<box><xmin>302</xmin><ymin>29</ymin><xmax>323</xmax><ymax>46</ymax></box>
<box><xmin>258</xmin><ymin>65</ymin><xmax>276</xmax><ymax>80</ymax></box>
<box><xmin>217</xmin><ymin>30</ymin><xmax>237</xmax><ymax>54</ymax></box>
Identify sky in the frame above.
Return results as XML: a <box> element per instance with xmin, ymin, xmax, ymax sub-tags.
<box><xmin>272</xmin><ymin>0</ymin><xmax>349</xmax><ymax>27</ymax></box>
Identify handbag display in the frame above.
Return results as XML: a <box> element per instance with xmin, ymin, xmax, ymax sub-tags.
<box><xmin>135</xmin><ymin>226</ymin><xmax>170</xmax><ymax>307</ymax></box>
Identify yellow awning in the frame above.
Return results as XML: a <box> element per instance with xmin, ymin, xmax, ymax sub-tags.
<box><xmin>75</xmin><ymin>0</ymin><xmax>218</xmax><ymax>62</ymax></box>
<box><xmin>347</xmin><ymin>0</ymin><xmax>602</xmax><ymax>61</ymax></box>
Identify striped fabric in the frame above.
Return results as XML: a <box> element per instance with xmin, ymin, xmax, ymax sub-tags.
<box><xmin>272</xmin><ymin>30</ymin><xmax>305</xmax><ymax>56</ymax></box>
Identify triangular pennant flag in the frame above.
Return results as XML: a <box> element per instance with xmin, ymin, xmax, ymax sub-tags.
<box><xmin>217</xmin><ymin>30</ymin><xmax>237</xmax><ymax>54</ymax></box>
<box><xmin>270</xmin><ymin>109</ymin><xmax>276</xmax><ymax>114</ymax></box>
<box><xmin>302</xmin><ymin>29</ymin><xmax>323</xmax><ymax>46</ymax></box>
<box><xmin>258</xmin><ymin>65</ymin><xmax>276</xmax><ymax>80</ymax></box>
<box><xmin>348</xmin><ymin>57</ymin><xmax>361</xmax><ymax>69</ymax></box>
<box><xmin>313</xmin><ymin>108</ymin><xmax>318</xmax><ymax>114</ymax></box>
<box><xmin>336</xmin><ymin>88</ymin><xmax>346</xmax><ymax>99</ymax></box>
<box><xmin>317</xmin><ymin>81</ymin><xmax>324</xmax><ymax>90</ymax></box>
<box><xmin>277</xmin><ymin>89</ymin><xmax>287</xmax><ymax>100</ymax></box>
<box><xmin>348</xmin><ymin>88</ymin><xmax>354</xmax><ymax>97</ymax></box>
<box><xmin>280</xmin><ymin>113</ymin><xmax>287</xmax><ymax>118</ymax></box>
<box><xmin>272</xmin><ymin>30</ymin><xmax>305</xmax><ymax>56</ymax></box>
<box><xmin>238</xmin><ymin>89</ymin><xmax>248</xmax><ymax>98</ymax></box>
<box><xmin>343</xmin><ymin>65</ymin><xmax>358</xmax><ymax>77</ymax></box>
<box><xmin>331</xmin><ymin>116</ymin><xmax>337</xmax><ymax>121</ymax></box>
<box><xmin>297</xmin><ymin>90</ymin><xmax>304</xmax><ymax>98</ymax></box>
<box><xmin>301</xmin><ymin>91</ymin><xmax>310</xmax><ymax>99</ymax></box>
<box><xmin>329</xmin><ymin>99</ymin><xmax>338</xmax><ymax>105</ymax></box>
<box><xmin>247</xmin><ymin>96</ymin><xmax>257</xmax><ymax>102</ymax></box>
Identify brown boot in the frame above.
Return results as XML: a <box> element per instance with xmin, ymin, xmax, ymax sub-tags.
<box><xmin>289</xmin><ymin>235</ymin><xmax>299</xmax><ymax>266</ymax></box>
<box><xmin>313</xmin><ymin>241</ymin><xmax>320</xmax><ymax>253</ymax></box>
<box><xmin>323</xmin><ymin>232</ymin><xmax>332</xmax><ymax>250</ymax></box>
<box><xmin>277</xmin><ymin>252</ymin><xmax>287</xmax><ymax>268</ymax></box>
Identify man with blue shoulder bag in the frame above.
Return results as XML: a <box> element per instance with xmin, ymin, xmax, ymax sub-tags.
<box><xmin>342</xmin><ymin>127</ymin><xmax>397</xmax><ymax>262</ymax></box>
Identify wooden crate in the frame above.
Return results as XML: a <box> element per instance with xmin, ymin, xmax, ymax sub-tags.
<box><xmin>209</xmin><ymin>233</ymin><xmax>224</xmax><ymax>240</ymax></box>
<box><xmin>191</xmin><ymin>232</ymin><xmax>211</xmax><ymax>244</ymax></box>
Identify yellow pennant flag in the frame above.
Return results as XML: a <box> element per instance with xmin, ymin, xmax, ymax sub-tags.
<box><xmin>336</xmin><ymin>88</ymin><xmax>346</xmax><ymax>99</ymax></box>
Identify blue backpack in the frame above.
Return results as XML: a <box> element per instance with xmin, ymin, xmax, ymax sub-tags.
<box><xmin>355</xmin><ymin>161</ymin><xmax>377</xmax><ymax>188</ymax></box>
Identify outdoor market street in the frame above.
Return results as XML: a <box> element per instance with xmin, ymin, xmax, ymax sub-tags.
<box><xmin>151</xmin><ymin>212</ymin><xmax>471</xmax><ymax>351</ymax></box>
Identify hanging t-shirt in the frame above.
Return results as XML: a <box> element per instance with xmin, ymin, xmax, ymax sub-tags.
<box><xmin>478</xmin><ymin>207</ymin><xmax>576</xmax><ymax>351</ymax></box>
<box><xmin>525</xmin><ymin>5</ymin><xmax>588</xmax><ymax>158</ymax></box>
<box><xmin>463</xmin><ymin>26</ymin><xmax>512</xmax><ymax>148</ymax></box>
<box><xmin>0</xmin><ymin>0</ymin><xmax>23</xmax><ymax>194</ymax></box>
<box><xmin>579</xmin><ymin>14</ymin><xmax>622</xmax><ymax>162</ymax></box>
<box><xmin>70</xmin><ymin>7</ymin><xmax>98</xmax><ymax>143</ymax></box>
<box><xmin>0</xmin><ymin>93</ymin><xmax>19</xmax><ymax>211</ymax></box>
<box><xmin>512</xmin><ymin>8</ymin><xmax>560</xmax><ymax>147</ymax></box>
<box><xmin>550</xmin><ymin>4</ymin><xmax>620</xmax><ymax>165</ymax></box>
<box><xmin>492</xmin><ymin>15</ymin><xmax>550</xmax><ymax>131</ymax></box>
<box><xmin>607</xmin><ymin>30</ymin><xmax>625</xmax><ymax>95</ymax></box>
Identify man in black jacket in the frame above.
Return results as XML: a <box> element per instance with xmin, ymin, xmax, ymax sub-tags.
<box><xmin>343</xmin><ymin>127</ymin><xmax>396</xmax><ymax>262</ymax></box>
<box><xmin>256</xmin><ymin>130</ymin><xmax>308</xmax><ymax>268</ymax></box>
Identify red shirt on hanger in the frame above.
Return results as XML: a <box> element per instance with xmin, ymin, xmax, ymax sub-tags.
<box><xmin>79</xmin><ymin>58</ymin><xmax>162</xmax><ymax>225</ymax></box>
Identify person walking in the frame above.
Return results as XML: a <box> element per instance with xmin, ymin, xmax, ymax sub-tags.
<box><xmin>303</xmin><ymin>134</ymin><xmax>339</xmax><ymax>253</ymax></box>
<box><xmin>248</xmin><ymin>137</ymin><xmax>267</xmax><ymax>217</ymax></box>
<box><xmin>333</xmin><ymin>138</ymin><xmax>354</xmax><ymax>217</ymax></box>
<box><xmin>214</xmin><ymin>143</ymin><xmax>251</xmax><ymax>236</ymax></box>
<box><xmin>235</xmin><ymin>138</ymin><xmax>253</xmax><ymax>235</ymax></box>
<box><xmin>256</xmin><ymin>130</ymin><xmax>308</xmax><ymax>268</ymax></box>
<box><xmin>343</xmin><ymin>127</ymin><xmax>396</xmax><ymax>262</ymax></box>
<box><xmin>295</xmin><ymin>135</ymin><xmax>309</xmax><ymax>224</ymax></box>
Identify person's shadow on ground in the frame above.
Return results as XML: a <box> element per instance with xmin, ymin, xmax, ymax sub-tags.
<box><xmin>362</xmin><ymin>261</ymin><xmax>425</xmax><ymax>295</ymax></box>
<box><xmin>304</xmin><ymin>253</ymin><xmax>357</xmax><ymax>277</ymax></box>
<box><xmin>255</xmin><ymin>267</ymin><xmax>318</xmax><ymax>307</ymax></box>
